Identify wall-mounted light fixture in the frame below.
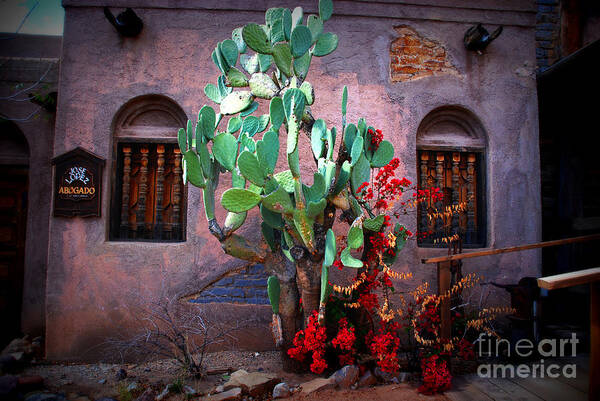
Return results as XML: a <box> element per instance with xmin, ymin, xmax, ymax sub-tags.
<box><xmin>464</xmin><ymin>24</ymin><xmax>503</xmax><ymax>54</ymax></box>
<box><xmin>103</xmin><ymin>7</ymin><xmax>143</xmax><ymax>37</ymax></box>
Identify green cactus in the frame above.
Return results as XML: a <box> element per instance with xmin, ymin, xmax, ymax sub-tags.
<box><xmin>181</xmin><ymin>0</ymin><xmax>407</xmax><ymax>355</ymax></box>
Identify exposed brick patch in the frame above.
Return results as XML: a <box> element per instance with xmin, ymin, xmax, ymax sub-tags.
<box><xmin>535</xmin><ymin>0</ymin><xmax>561</xmax><ymax>71</ymax></box>
<box><xmin>188</xmin><ymin>264</ymin><xmax>270</xmax><ymax>305</ymax></box>
<box><xmin>390</xmin><ymin>26</ymin><xmax>458</xmax><ymax>82</ymax></box>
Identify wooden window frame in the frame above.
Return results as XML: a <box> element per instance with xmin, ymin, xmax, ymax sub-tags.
<box><xmin>108</xmin><ymin>138</ymin><xmax>187</xmax><ymax>242</ymax></box>
<box><xmin>416</xmin><ymin>147</ymin><xmax>487</xmax><ymax>248</ymax></box>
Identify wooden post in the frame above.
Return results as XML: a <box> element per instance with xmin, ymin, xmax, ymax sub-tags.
<box><xmin>137</xmin><ymin>146</ymin><xmax>149</xmax><ymax>238</ymax></box>
<box><xmin>172</xmin><ymin>148</ymin><xmax>182</xmax><ymax>240</ymax></box>
<box><xmin>154</xmin><ymin>145</ymin><xmax>165</xmax><ymax>239</ymax></box>
<box><xmin>591</xmin><ymin>281</ymin><xmax>599</xmax><ymax>401</ymax></box>
<box><xmin>120</xmin><ymin>145</ymin><xmax>132</xmax><ymax>239</ymax></box>
<box><xmin>437</xmin><ymin>261</ymin><xmax>452</xmax><ymax>340</ymax></box>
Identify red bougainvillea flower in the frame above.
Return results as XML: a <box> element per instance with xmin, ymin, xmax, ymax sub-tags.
<box><xmin>418</xmin><ymin>354</ymin><xmax>452</xmax><ymax>394</ymax></box>
<box><xmin>458</xmin><ymin>338</ymin><xmax>476</xmax><ymax>361</ymax></box>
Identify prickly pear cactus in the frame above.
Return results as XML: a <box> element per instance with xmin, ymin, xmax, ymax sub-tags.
<box><xmin>179</xmin><ymin>0</ymin><xmax>400</xmax><ymax>347</ymax></box>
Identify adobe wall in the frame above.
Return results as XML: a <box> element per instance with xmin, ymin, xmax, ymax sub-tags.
<box><xmin>48</xmin><ymin>0</ymin><xmax>541</xmax><ymax>360</ymax></box>
<box><xmin>0</xmin><ymin>34</ymin><xmax>62</xmax><ymax>337</ymax></box>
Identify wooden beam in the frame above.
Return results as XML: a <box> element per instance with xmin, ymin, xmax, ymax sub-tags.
<box><xmin>537</xmin><ymin>267</ymin><xmax>600</xmax><ymax>290</ymax></box>
<box><xmin>438</xmin><ymin>261</ymin><xmax>451</xmax><ymax>340</ymax></box>
<box><xmin>421</xmin><ymin>234</ymin><xmax>600</xmax><ymax>264</ymax></box>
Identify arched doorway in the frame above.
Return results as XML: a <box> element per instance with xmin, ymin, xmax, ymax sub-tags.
<box><xmin>0</xmin><ymin>120</ymin><xmax>29</xmax><ymax>347</ymax></box>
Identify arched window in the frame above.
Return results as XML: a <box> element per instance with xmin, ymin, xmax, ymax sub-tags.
<box><xmin>109</xmin><ymin>95</ymin><xmax>187</xmax><ymax>241</ymax></box>
<box><xmin>416</xmin><ymin>106</ymin><xmax>487</xmax><ymax>248</ymax></box>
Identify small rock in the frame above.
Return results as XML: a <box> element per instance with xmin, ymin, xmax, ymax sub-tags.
<box><xmin>373</xmin><ymin>367</ymin><xmax>396</xmax><ymax>383</ymax></box>
<box><xmin>96</xmin><ymin>398</ymin><xmax>118</xmax><ymax>401</ymax></box>
<box><xmin>215</xmin><ymin>385</ymin><xmax>224</xmax><ymax>393</ymax></box>
<box><xmin>144</xmin><ymin>367</ymin><xmax>150</xmax><ymax>372</ymax></box>
<box><xmin>223</xmin><ymin>370</ymin><xmax>280</xmax><ymax>397</ymax></box>
<box><xmin>299</xmin><ymin>377</ymin><xmax>335</xmax><ymax>394</ymax></box>
<box><xmin>200</xmin><ymin>387</ymin><xmax>242</xmax><ymax>401</ymax></box>
<box><xmin>72</xmin><ymin>397</ymin><xmax>91</xmax><ymax>401</ymax></box>
<box><xmin>183</xmin><ymin>385</ymin><xmax>196</xmax><ymax>396</ymax></box>
<box><xmin>11</xmin><ymin>351</ymin><xmax>26</xmax><ymax>363</ymax></box>
<box><xmin>24</xmin><ymin>393</ymin><xmax>67</xmax><ymax>401</ymax></box>
<box><xmin>272</xmin><ymin>382</ymin><xmax>290</xmax><ymax>399</ymax></box>
<box><xmin>115</xmin><ymin>368</ymin><xmax>127</xmax><ymax>381</ymax></box>
<box><xmin>134</xmin><ymin>388</ymin><xmax>156</xmax><ymax>401</ymax></box>
<box><xmin>127</xmin><ymin>382</ymin><xmax>138</xmax><ymax>392</ymax></box>
<box><xmin>329</xmin><ymin>365</ymin><xmax>359</xmax><ymax>389</ymax></box>
<box><xmin>0</xmin><ymin>375</ymin><xmax>18</xmax><ymax>398</ymax></box>
<box><xmin>156</xmin><ymin>384</ymin><xmax>170</xmax><ymax>400</ymax></box>
<box><xmin>357</xmin><ymin>371</ymin><xmax>377</xmax><ymax>388</ymax></box>
<box><xmin>98</xmin><ymin>378</ymin><xmax>106</xmax><ymax>384</ymax></box>
<box><xmin>2</xmin><ymin>336</ymin><xmax>29</xmax><ymax>355</ymax></box>
<box><xmin>390</xmin><ymin>377</ymin><xmax>399</xmax><ymax>384</ymax></box>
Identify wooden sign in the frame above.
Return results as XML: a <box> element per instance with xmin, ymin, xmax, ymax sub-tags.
<box><xmin>52</xmin><ymin>147</ymin><xmax>105</xmax><ymax>217</ymax></box>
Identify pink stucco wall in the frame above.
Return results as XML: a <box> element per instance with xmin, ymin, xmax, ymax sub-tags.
<box><xmin>47</xmin><ymin>0</ymin><xmax>541</xmax><ymax>360</ymax></box>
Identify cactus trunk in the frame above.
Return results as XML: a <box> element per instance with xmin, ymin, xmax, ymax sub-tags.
<box><xmin>295</xmin><ymin>258</ymin><xmax>321</xmax><ymax>325</ymax></box>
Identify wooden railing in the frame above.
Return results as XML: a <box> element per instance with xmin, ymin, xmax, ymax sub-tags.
<box><xmin>421</xmin><ymin>234</ymin><xmax>600</xmax><ymax>401</ymax></box>
<box><xmin>537</xmin><ymin>267</ymin><xmax>600</xmax><ymax>400</ymax></box>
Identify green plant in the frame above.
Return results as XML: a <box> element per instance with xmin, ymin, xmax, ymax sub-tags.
<box><xmin>117</xmin><ymin>383</ymin><xmax>133</xmax><ymax>401</ymax></box>
<box><xmin>169</xmin><ymin>377</ymin><xmax>185</xmax><ymax>393</ymax></box>
<box><xmin>180</xmin><ymin>0</ymin><xmax>399</xmax><ymax>366</ymax></box>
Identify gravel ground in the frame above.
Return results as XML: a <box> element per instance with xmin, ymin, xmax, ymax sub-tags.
<box><xmin>21</xmin><ymin>351</ymin><xmax>447</xmax><ymax>400</ymax></box>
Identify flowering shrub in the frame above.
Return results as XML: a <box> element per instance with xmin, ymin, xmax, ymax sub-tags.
<box><xmin>286</xmin><ymin>127</ymin><xmax>510</xmax><ymax>394</ymax></box>
<box><xmin>419</xmin><ymin>354</ymin><xmax>452</xmax><ymax>395</ymax></box>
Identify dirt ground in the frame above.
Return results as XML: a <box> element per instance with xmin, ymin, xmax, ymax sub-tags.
<box><xmin>22</xmin><ymin>350</ymin><xmax>449</xmax><ymax>400</ymax></box>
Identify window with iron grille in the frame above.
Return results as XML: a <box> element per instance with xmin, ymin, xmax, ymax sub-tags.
<box><xmin>416</xmin><ymin>149</ymin><xmax>485</xmax><ymax>248</ymax></box>
<box><xmin>109</xmin><ymin>142</ymin><xmax>185</xmax><ymax>241</ymax></box>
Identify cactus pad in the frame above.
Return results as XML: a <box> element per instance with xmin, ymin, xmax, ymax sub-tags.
<box><xmin>290</xmin><ymin>25</ymin><xmax>312</xmax><ymax>58</ymax></box>
<box><xmin>267</xmin><ymin>275</ymin><xmax>281</xmax><ymax>314</ymax></box>
<box><xmin>272</xmin><ymin>43</ymin><xmax>293</xmax><ymax>77</ymax></box>
<box><xmin>212</xmin><ymin>132</ymin><xmax>238</xmax><ymax>171</ymax></box>
<box><xmin>370</xmin><ymin>140</ymin><xmax>394</xmax><ymax>168</ymax></box>
<box><xmin>249</xmin><ymin>72</ymin><xmax>278</xmax><ymax>99</ymax></box>
<box><xmin>257</xmin><ymin>129</ymin><xmax>279</xmax><ymax>174</ymax></box>
<box><xmin>262</xmin><ymin>185</ymin><xmax>294</xmax><ymax>213</ymax></box>
<box><xmin>220</xmin><ymin>91</ymin><xmax>254</xmax><ymax>115</ymax></box>
<box><xmin>221</xmin><ymin>188</ymin><xmax>262</xmax><ymax>212</ymax></box>
<box><xmin>238</xmin><ymin>150</ymin><xmax>266</xmax><ymax>186</ymax></box>
<box><xmin>341</xmin><ymin>247</ymin><xmax>363</xmax><ymax>268</ymax></box>
<box><xmin>313</xmin><ymin>32</ymin><xmax>338</xmax><ymax>56</ymax></box>
<box><xmin>242</xmin><ymin>23</ymin><xmax>273</xmax><ymax>54</ymax></box>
